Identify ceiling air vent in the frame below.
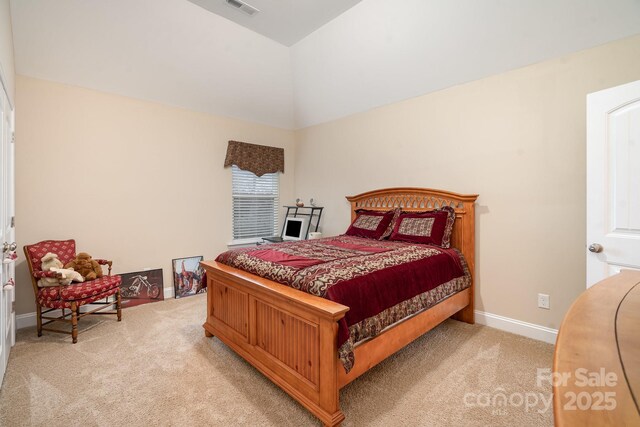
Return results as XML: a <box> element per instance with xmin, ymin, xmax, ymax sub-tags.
<box><xmin>225</xmin><ymin>0</ymin><xmax>260</xmax><ymax>16</ymax></box>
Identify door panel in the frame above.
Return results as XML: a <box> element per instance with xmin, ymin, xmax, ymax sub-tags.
<box><xmin>610</xmin><ymin>103</ymin><xmax>640</xmax><ymax>232</ymax></box>
<box><xmin>587</xmin><ymin>80</ymin><xmax>640</xmax><ymax>287</ymax></box>
<box><xmin>0</xmin><ymin>86</ymin><xmax>4</xmax><ymax>384</ymax></box>
<box><xmin>0</xmin><ymin>85</ymin><xmax>15</xmax><ymax>386</ymax></box>
<box><xmin>5</xmin><ymin>103</ymin><xmax>15</xmax><ymax>352</ymax></box>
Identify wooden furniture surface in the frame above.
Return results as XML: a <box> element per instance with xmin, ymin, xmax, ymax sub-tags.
<box><xmin>553</xmin><ymin>270</ymin><xmax>640</xmax><ymax>426</ymax></box>
<box><xmin>202</xmin><ymin>187</ymin><xmax>478</xmax><ymax>426</ymax></box>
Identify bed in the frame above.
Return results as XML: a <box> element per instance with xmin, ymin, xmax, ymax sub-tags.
<box><xmin>201</xmin><ymin>187</ymin><xmax>478</xmax><ymax>426</ymax></box>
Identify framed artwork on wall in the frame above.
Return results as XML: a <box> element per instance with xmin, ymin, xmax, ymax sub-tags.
<box><xmin>119</xmin><ymin>268</ymin><xmax>164</xmax><ymax>308</ymax></box>
<box><xmin>172</xmin><ymin>256</ymin><xmax>205</xmax><ymax>298</ymax></box>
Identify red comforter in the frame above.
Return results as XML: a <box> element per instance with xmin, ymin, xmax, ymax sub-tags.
<box><xmin>216</xmin><ymin>235</ymin><xmax>470</xmax><ymax>372</ymax></box>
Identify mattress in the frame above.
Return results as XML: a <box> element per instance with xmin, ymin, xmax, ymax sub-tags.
<box><xmin>216</xmin><ymin>235</ymin><xmax>471</xmax><ymax>372</ymax></box>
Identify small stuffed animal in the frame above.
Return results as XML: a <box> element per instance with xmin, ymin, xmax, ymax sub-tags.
<box><xmin>64</xmin><ymin>252</ymin><xmax>103</xmax><ymax>281</ymax></box>
<box><xmin>50</xmin><ymin>267</ymin><xmax>85</xmax><ymax>286</ymax></box>
<box><xmin>41</xmin><ymin>252</ymin><xmax>63</xmax><ymax>270</ymax></box>
<box><xmin>37</xmin><ymin>252</ymin><xmax>64</xmax><ymax>287</ymax></box>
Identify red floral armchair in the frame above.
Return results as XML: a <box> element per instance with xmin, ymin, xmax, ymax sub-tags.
<box><xmin>23</xmin><ymin>239</ymin><xmax>122</xmax><ymax>343</ymax></box>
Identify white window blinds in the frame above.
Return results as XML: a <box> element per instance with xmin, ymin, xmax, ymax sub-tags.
<box><xmin>232</xmin><ymin>165</ymin><xmax>279</xmax><ymax>240</ymax></box>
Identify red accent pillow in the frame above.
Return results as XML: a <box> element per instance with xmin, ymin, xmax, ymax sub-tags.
<box><xmin>389</xmin><ymin>206</ymin><xmax>456</xmax><ymax>247</ymax></box>
<box><xmin>345</xmin><ymin>209</ymin><xmax>396</xmax><ymax>240</ymax></box>
<box><xmin>380</xmin><ymin>207</ymin><xmax>402</xmax><ymax>240</ymax></box>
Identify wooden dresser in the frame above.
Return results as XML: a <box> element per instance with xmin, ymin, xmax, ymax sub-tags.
<box><xmin>554</xmin><ymin>270</ymin><xmax>640</xmax><ymax>426</ymax></box>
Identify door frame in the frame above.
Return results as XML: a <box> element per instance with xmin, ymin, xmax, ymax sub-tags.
<box><xmin>0</xmin><ymin>62</ymin><xmax>15</xmax><ymax>386</ymax></box>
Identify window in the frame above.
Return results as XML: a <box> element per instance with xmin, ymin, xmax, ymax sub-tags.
<box><xmin>232</xmin><ymin>165</ymin><xmax>279</xmax><ymax>242</ymax></box>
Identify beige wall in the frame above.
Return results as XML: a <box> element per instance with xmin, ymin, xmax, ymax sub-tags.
<box><xmin>15</xmin><ymin>76</ymin><xmax>295</xmax><ymax>315</ymax></box>
<box><xmin>0</xmin><ymin>0</ymin><xmax>14</xmax><ymax>102</ymax></box>
<box><xmin>13</xmin><ymin>35</ymin><xmax>640</xmax><ymax>328</ymax></box>
<box><xmin>294</xmin><ymin>34</ymin><xmax>640</xmax><ymax>330</ymax></box>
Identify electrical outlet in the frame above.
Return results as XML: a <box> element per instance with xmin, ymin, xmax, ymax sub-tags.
<box><xmin>538</xmin><ymin>293</ymin><xmax>550</xmax><ymax>310</ymax></box>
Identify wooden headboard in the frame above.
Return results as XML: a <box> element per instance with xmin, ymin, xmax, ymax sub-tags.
<box><xmin>346</xmin><ymin>187</ymin><xmax>479</xmax><ymax>312</ymax></box>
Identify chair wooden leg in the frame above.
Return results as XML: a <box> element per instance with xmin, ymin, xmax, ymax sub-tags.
<box><xmin>116</xmin><ymin>289</ymin><xmax>122</xmax><ymax>321</ymax></box>
<box><xmin>71</xmin><ymin>301</ymin><xmax>78</xmax><ymax>344</ymax></box>
<box><xmin>36</xmin><ymin>305</ymin><xmax>42</xmax><ymax>337</ymax></box>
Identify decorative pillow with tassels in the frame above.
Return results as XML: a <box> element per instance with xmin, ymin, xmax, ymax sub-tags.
<box><xmin>389</xmin><ymin>206</ymin><xmax>456</xmax><ymax>247</ymax></box>
<box><xmin>344</xmin><ymin>209</ymin><xmax>396</xmax><ymax>240</ymax></box>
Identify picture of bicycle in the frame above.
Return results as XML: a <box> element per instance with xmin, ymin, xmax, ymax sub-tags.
<box><xmin>119</xmin><ymin>268</ymin><xmax>164</xmax><ymax>308</ymax></box>
<box><xmin>121</xmin><ymin>274</ymin><xmax>161</xmax><ymax>299</ymax></box>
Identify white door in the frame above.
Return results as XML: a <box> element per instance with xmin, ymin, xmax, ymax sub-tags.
<box><xmin>587</xmin><ymin>80</ymin><xmax>640</xmax><ymax>287</ymax></box>
<box><xmin>0</xmin><ymin>83</ymin><xmax>15</xmax><ymax>385</ymax></box>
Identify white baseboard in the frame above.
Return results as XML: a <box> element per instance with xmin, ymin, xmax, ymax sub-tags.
<box><xmin>16</xmin><ymin>312</ymin><xmax>36</xmax><ymax>330</ymax></box>
<box><xmin>16</xmin><ymin>287</ymin><xmax>176</xmax><ymax>330</ymax></box>
<box><xmin>163</xmin><ymin>286</ymin><xmax>174</xmax><ymax>299</ymax></box>
<box><xmin>475</xmin><ymin>310</ymin><xmax>558</xmax><ymax>344</ymax></box>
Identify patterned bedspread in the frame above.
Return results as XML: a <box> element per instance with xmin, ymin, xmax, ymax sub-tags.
<box><xmin>216</xmin><ymin>235</ymin><xmax>470</xmax><ymax>372</ymax></box>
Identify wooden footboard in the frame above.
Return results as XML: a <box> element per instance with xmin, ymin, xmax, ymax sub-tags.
<box><xmin>202</xmin><ymin>261</ymin><xmax>349</xmax><ymax>426</ymax></box>
<box><xmin>203</xmin><ymin>261</ymin><xmax>471</xmax><ymax>425</ymax></box>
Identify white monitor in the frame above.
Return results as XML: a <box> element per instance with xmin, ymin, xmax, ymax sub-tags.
<box><xmin>283</xmin><ymin>217</ymin><xmax>308</xmax><ymax>240</ymax></box>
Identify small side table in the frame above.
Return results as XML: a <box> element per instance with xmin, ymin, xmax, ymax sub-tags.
<box><xmin>279</xmin><ymin>206</ymin><xmax>323</xmax><ymax>239</ymax></box>
<box><xmin>260</xmin><ymin>206</ymin><xmax>324</xmax><ymax>245</ymax></box>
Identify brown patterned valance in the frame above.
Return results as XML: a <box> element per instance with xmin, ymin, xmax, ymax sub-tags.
<box><xmin>224</xmin><ymin>140</ymin><xmax>284</xmax><ymax>177</ymax></box>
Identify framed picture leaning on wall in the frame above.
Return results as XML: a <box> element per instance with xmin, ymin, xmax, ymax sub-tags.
<box><xmin>172</xmin><ymin>256</ymin><xmax>205</xmax><ymax>298</ymax></box>
<box><xmin>119</xmin><ymin>268</ymin><xmax>164</xmax><ymax>308</ymax></box>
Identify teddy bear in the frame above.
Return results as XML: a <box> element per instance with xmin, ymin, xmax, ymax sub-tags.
<box><xmin>64</xmin><ymin>252</ymin><xmax>103</xmax><ymax>281</ymax></box>
<box><xmin>49</xmin><ymin>267</ymin><xmax>85</xmax><ymax>286</ymax></box>
<box><xmin>37</xmin><ymin>252</ymin><xmax>64</xmax><ymax>287</ymax></box>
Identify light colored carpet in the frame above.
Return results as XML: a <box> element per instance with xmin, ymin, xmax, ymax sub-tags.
<box><xmin>0</xmin><ymin>295</ymin><xmax>554</xmax><ymax>426</ymax></box>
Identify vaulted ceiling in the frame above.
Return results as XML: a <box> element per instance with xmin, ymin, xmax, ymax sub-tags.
<box><xmin>10</xmin><ymin>0</ymin><xmax>640</xmax><ymax>129</ymax></box>
<box><xmin>186</xmin><ymin>0</ymin><xmax>363</xmax><ymax>46</ymax></box>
